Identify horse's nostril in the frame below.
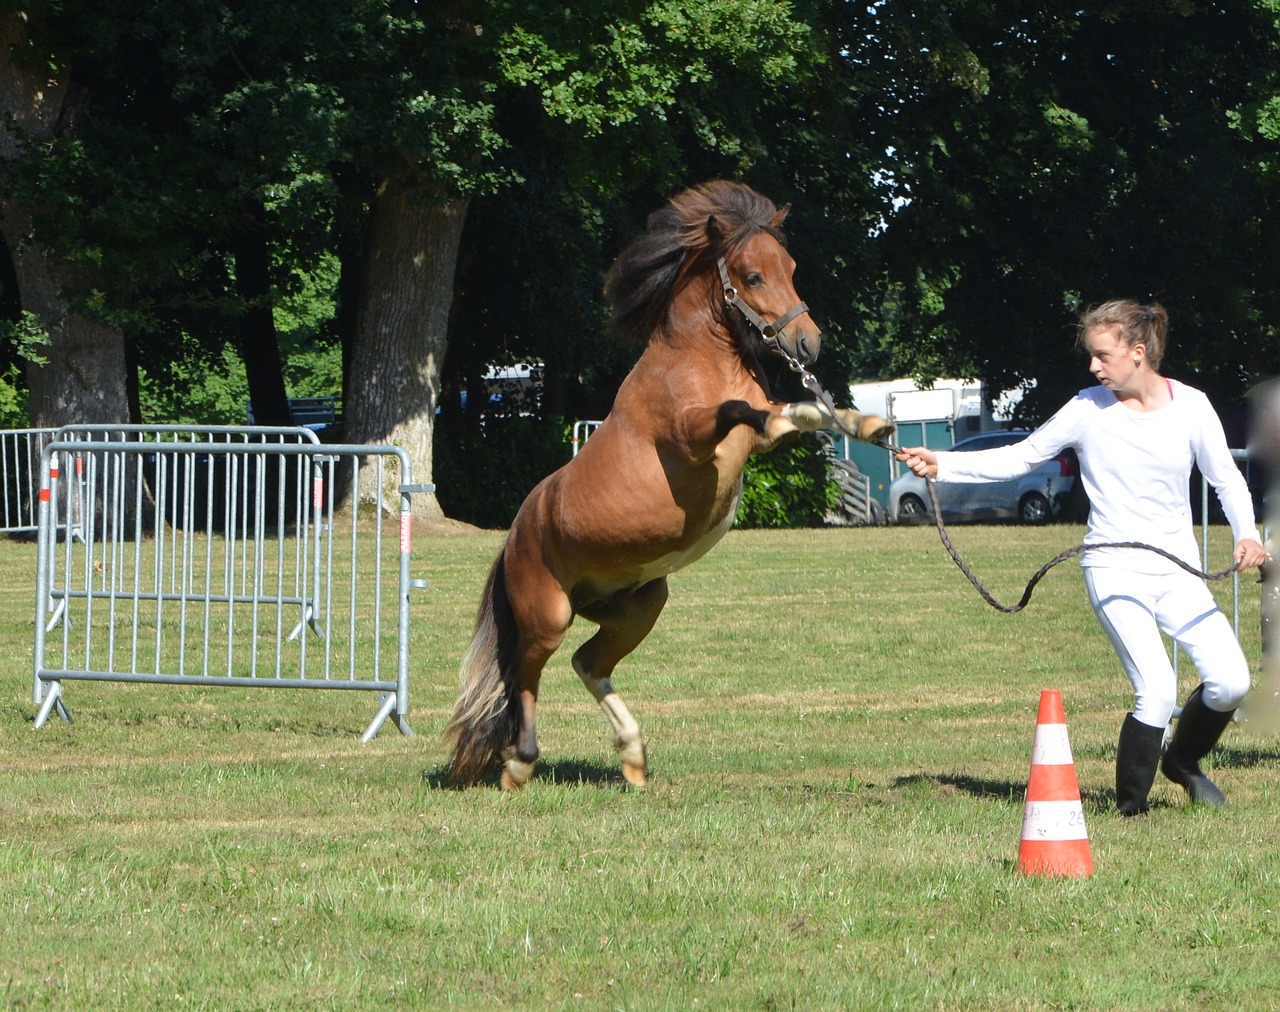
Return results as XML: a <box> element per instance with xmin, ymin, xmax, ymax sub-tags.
<box><xmin>798</xmin><ymin>336</ymin><xmax>816</xmax><ymax>363</ymax></box>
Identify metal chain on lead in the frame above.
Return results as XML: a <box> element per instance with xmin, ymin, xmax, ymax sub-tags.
<box><xmin>774</xmin><ymin>350</ymin><xmax>1239</xmax><ymax>613</ymax></box>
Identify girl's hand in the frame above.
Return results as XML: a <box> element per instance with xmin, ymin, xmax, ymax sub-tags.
<box><xmin>896</xmin><ymin>446</ymin><xmax>938</xmax><ymax>480</ymax></box>
<box><xmin>1234</xmin><ymin>538</ymin><xmax>1268</xmax><ymax>571</ymax></box>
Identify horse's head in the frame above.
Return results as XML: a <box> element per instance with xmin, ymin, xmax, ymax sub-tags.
<box><xmin>604</xmin><ymin>180</ymin><xmax>821</xmax><ymax>365</ymax></box>
<box><xmin>715</xmin><ymin>224</ymin><xmax>821</xmax><ymax>368</ymax></box>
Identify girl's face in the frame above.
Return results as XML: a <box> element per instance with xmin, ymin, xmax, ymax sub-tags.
<box><xmin>1085</xmin><ymin>324</ymin><xmax>1145</xmax><ymax>392</ymax></box>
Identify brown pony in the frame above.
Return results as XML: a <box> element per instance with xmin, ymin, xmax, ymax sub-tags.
<box><xmin>444</xmin><ymin>180</ymin><xmax>892</xmax><ymax>788</ymax></box>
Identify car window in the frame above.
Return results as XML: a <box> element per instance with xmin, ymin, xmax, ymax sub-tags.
<box><xmin>951</xmin><ymin>432</ymin><xmax>1028</xmax><ymax>451</ymax></box>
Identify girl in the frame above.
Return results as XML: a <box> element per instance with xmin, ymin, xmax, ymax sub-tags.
<box><xmin>897</xmin><ymin>301</ymin><xmax>1267</xmax><ymax>814</ymax></box>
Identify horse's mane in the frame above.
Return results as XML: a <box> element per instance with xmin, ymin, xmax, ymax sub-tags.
<box><xmin>604</xmin><ymin>180</ymin><xmax>787</xmax><ymax>345</ymax></box>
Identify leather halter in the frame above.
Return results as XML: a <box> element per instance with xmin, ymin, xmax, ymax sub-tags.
<box><xmin>716</xmin><ymin>256</ymin><xmax>810</xmax><ymax>353</ymax></box>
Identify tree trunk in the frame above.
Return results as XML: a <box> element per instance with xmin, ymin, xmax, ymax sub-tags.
<box><xmin>345</xmin><ymin>169</ymin><xmax>468</xmax><ymax>522</ymax></box>
<box><xmin>235</xmin><ymin>202</ymin><xmax>292</xmax><ymax>427</ymax></box>
<box><xmin>0</xmin><ymin>11</ymin><xmax>130</xmax><ymax>430</ymax></box>
<box><xmin>10</xmin><ymin>228</ymin><xmax>129</xmax><ymax>428</ymax></box>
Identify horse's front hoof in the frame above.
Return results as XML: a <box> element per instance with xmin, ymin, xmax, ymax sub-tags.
<box><xmin>619</xmin><ymin>739</ymin><xmax>647</xmax><ymax>787</ymax></box>
<box><xmin>859</xmin><ymin>415</ymin><xmax>894</xmax><ymax>443</ymax></box>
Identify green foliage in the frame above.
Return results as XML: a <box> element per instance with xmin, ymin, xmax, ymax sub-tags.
<box><xmin>138</xmin><ymin>340</ymin><xmax>343</xmax><ymax>428</ymax></box>
<box><xmin>137</xmin><ymin>344</ymin><xmax>249</xmax><ymax>426</ymax></box>
<box><xmin>848</xmin><ymin>1</ymin><xmax>1280</xmax><ymax>416</ymax></box>
<box><xmin>136</xmin><ymin>253</ymin><xmax>342</xmax><ymax>425</ymax></box>
<box><xmin>0</xmin><ymin>362</ymin><xmax>29</xmax><ymax>427</ymax></box>
<box><xmin>735</xmin><ymin>438</ymin><xmax>837</xmax><ymax>529</ymax></box>
<box><xmin>0</xmin><ymin>310</ymin><xmax>51</xmax><ymax>367</ymax></box>
<box><xmin>1229</xmin><ymin>1</ymin><xmax>1280</xmax><ymax>186</ymax></box>
<box><xmin>4</xmin><ymin>0</ymin><xmax>1280</xmax><ymax>500</ymax></box>
<box><xmin>0</xmin><ymin>312</ymin><xmax>48</xmax><ymax>426</ymax></box>
<box><xmin>4</xmin><ymin>0</ymin><xmax>514</xmax><ymax>401</ymax></box>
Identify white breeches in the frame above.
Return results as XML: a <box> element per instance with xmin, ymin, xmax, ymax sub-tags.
<box><xmin>1084</xmin><ymin>566</ymin><xmax>1250</xmax><ymax>728</ymax></box>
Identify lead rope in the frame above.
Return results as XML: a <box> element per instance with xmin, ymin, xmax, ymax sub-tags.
<box><xmin>874</xmin><ymin>441</ymin><xmax>1238</xmax><ymax>612</ymax></box>
<box><xmin>773</xmin><ymin>352</ymin><xmax>1239</xmax><ymax>613</ymax></box>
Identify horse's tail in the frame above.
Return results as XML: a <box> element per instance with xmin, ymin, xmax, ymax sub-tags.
<box><xmin>443</xmin><ymin>551</ymin><xmax>521</xmax><ymax>786</ymax></box>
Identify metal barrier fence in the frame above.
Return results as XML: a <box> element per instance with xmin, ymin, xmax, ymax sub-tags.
<box><xmin>822</xmin><ymin>433</ymin><xmax>881</xmax><ymax>526</ymax></box>
<box><xmin>32</xmin><ymin>435</ymin><xmax>430</xmax><ymax>741</ymax></box>
<box><xmin>40</xmin><ymin>423</ymin><xmax>324</xmax><ymax>633</ymax></box>
<box><xmin>571</xmin><ymin>419</ymin><xmax>603</xmax><ymax>457</ymax></box>
<box><xmin>1182</xmin><ymin>447</ymin><xmax>1267</xmax><ymax>650</ymax></box>
<box><xmin>0</xmin><ymin>424</ymin><xmax>323</xmax><ymax>540</ymax></box>
<box><xmin>0</xmin><ymin>427</ymin><xmax>76</xmax><ymax>537</ymax></box>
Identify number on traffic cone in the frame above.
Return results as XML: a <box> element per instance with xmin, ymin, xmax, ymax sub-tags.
<box><xmin>1017</xmin><ymin>689</ymin><xmax>1093</xmax><ymax>877</ymax></box>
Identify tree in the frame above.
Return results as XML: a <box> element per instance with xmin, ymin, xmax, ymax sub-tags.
<box><xmin>343</xmin><ymin>176</ymin><xmax>469</xmax><ymax>521</ymax></box>
<box><xmin>0</xmin><ymin>10</ymin><xmax>129</xmax><ymax>428</ymax></box>
<box><xmin>834</xmin><ymin>1</ymin><xmax>1280</xmax><ymax>422</ymax></box>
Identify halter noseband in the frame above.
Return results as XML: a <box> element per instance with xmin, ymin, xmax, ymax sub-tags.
<box><xmin>716</xmin><ymin>256</ymin><xmax>810</xmax><ymax>355</ymax></box>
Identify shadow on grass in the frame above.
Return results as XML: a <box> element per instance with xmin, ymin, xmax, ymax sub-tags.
<box><xmin>893</xmin><ymin>771</ymin><xmax>1024</xmax><ymax>802</ymax></box>
<box><xmin>898</xmin><ymin>747</ymin><xmax>1280</xmax><ymax>816</ymax></box>
<box><xmin>421</xmin><ymin>758</ymin><xmax>630</xmax><ymax>791</ymax></box>
<box><xmin>1217</xmin><ymin>744</ymin><xmax>1280</xmax><ymax>769</ymax></box>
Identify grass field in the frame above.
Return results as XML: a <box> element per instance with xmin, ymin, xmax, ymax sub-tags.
<box><xmin>3</xmin><ymin>521</ymin><xmax>1279</xmax><ymax>1009</ymax></box>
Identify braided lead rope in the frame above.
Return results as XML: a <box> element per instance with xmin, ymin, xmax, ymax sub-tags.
<box><xmin>916</xmin><ymin>474</ymin><xmax>1238</xmax><ymax>613</ymax></box>
<box><xmin>766</xmin><ymin>346</ymin><xmax>1240</xmax><ymax>613</ymax></box>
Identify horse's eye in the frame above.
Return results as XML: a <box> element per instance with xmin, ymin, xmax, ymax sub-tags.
<box><xmin>744</xmin><ymin>273</ymin><xmax>764</xmax><ymax>288</ymax></box>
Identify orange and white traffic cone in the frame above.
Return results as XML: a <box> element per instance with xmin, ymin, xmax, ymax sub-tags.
<box><xmin>1017</xmin><ymin>689</ymin><xmax>1093</xmax><ymax>877</ymax></box>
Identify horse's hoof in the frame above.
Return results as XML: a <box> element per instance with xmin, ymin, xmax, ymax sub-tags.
<box><xmin>621</xmin><ymin>762</ymin><xmax>647</xmax><ymax>788</ymax></box>
<box><xmin>501</xmin><ymin>758</ymin><xmax>535</xmax><ymax>791</ymax></box>
<box><xmin>859</xmin><ymin>416</ymin><xmax>894</xmax><ymax>443</ymax></box>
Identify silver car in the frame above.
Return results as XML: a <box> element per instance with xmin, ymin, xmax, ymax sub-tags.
<box><xmin>888</xmin><ymin>430</ymin><xmax>1079</xmax><ymax>524</ymax></box>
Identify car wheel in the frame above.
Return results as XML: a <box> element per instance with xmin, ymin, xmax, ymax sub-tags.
<box><xmin>897</xmin><ymin>493</ymin><xmax>928</xmax><ymax>523</ymax></box>
<box><xmin>1019</xmin><ymin>492</ymin><xmax>1051</xmax><ymax>524</ymax></box>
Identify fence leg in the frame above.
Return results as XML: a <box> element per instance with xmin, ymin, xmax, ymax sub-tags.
<box><xmin>361</xmin><ymin>692</ymin><xmax>397</xmax><ymax>742</ymax></box>
<box><xmin>361</xmin><ymin>692</ymin><xmax>415</xmax><ymax>742</ymax></box>
<box><xmin>287</xmin><ymin>599</ymin><xmax>325</xmax><ymax>641</ymax></box>
<box><xmin>45</xmin><ymin>594</ymin><xmax>67</xmax><ymax>633</ymax></box>
<box><xmin>33</xmin><ymin>680</ymin><xmax>73</xmax><ymax>729</ymax></box>
<box><xmin>391</xmin><ymin>710</ymin><xmax>415</xmax><ymax>739</ymax></box>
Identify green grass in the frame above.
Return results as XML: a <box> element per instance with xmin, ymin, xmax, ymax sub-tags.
<box><xmin>3</xmin><ymin>523</ymin><xmax>1279</xmax><ymax>1009</ymax></box>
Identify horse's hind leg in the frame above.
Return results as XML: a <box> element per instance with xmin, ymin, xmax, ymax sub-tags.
<box><xmin>502</xmin><ymin>619</ymin><xmax>575</xmax><ymax>791</ymax></box>
<box><xmin>572</xmin><ymin>577</ymin><xmax>669</xmax><ymax>787</ymax></box>
<box><xmin>501</xmin><ymin>570</ymin><xmax>574</xmax><ymax>791</ymax></box>
<box><xmin>501</xmin><ymin>668</ymin><xmax>544</xmax><ymax>792</ymax></box>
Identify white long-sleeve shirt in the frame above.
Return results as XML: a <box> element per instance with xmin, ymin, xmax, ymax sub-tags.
<box><xmin>934</xmin><ymin>380</ymin><xmax>1260</xmax><ymax>574</ymax></box>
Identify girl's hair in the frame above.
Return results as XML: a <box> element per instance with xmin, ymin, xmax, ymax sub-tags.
<box><xmin>1077</xmin><ymin>299</ymin><xmax>1169</xmax><ymax>369</ymax></box>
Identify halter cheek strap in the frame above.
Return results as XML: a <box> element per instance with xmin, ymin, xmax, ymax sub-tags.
<box><xmin>716</xmin><ymin>256</ymin><xmax>809</xmax><ymax>345</ymax></box>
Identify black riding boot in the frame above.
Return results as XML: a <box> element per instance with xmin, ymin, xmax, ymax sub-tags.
<box><xmin>1161</xmin><ymin>684</ymin><xmax>1234</xmax><ymax>806</ymax></box>
<box><xmin>1116</xmin><ymin>713</ymin><xmax>1164</xmax><ymax>816</ymax></box>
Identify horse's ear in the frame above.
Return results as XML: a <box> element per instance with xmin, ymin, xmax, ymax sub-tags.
<box><xmin>771</xmin><ymin>203</ymin><xmax>791</xmax><ymax>227</ymax></box>
<box><xmin>705</xmin><ymin>214</ymin><xmax>725</xmax><ymax>250</ymax></box>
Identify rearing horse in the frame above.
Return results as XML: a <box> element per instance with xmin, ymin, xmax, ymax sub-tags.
<box><xmin>445</xmin><ymin>180</ymin><xmax>892</xmax><ymax>789</ymax></box>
